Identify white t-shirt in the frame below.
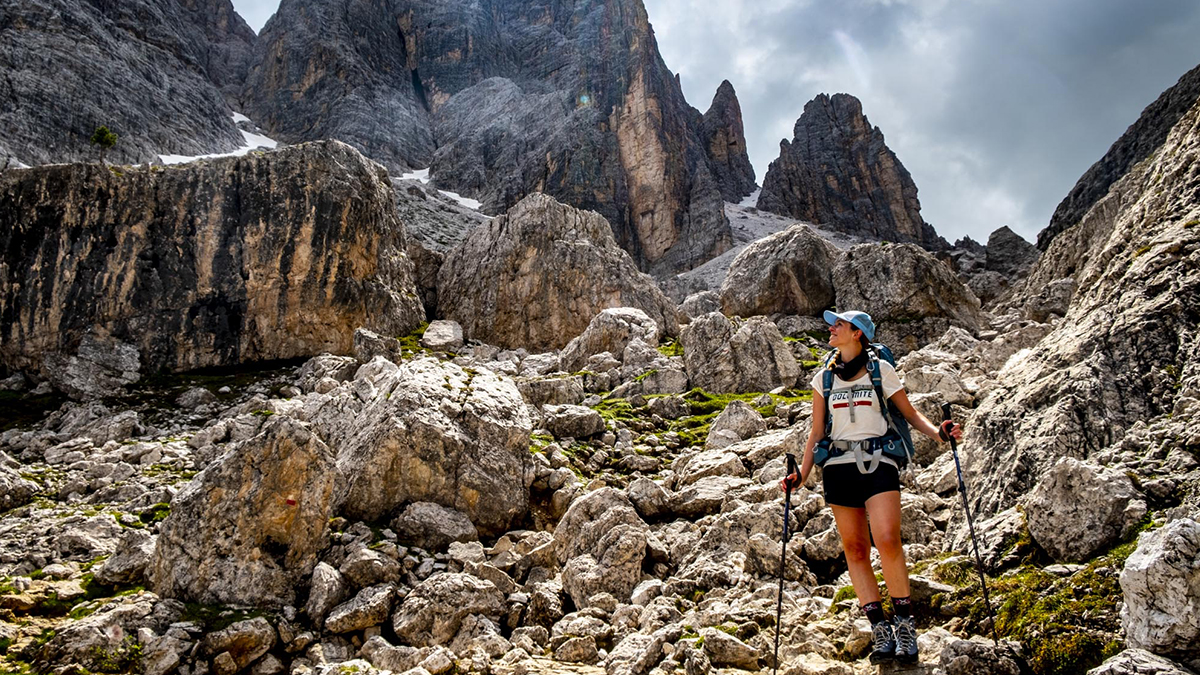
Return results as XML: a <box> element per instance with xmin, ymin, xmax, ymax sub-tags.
<box><xmin>810</xmin><ymin>360</ymin><xmax>904</xmax><ymax>441</ymax></box>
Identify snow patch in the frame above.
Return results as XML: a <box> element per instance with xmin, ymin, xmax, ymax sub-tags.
<box><xmin>437</xmin><ymin>190</ymin><xmax>482</xmax><ymax>210</ymax></box>
<box><xmin>738</xmin><ymin>187</ymin><xmax>761</xmax><ymax>208</ymax></box>
<box><xmin>401</xmin><ymin>168</ymin><xmax>431</xmax><ymax>183</ymax></box>
<box><xmin>400</xmin><ymin>167</ymin><xmax>482</xmax><ymax>210</ymax></box>
<box><xmin>158</xmin><ymin>114</ymin><xmax>278</xmax><ymax>165</ymax></box>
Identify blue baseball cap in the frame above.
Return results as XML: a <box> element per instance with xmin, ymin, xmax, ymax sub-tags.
<box><xmin>823</xmin><ymin>310</ymin><xmax>876</xmax><ymax>341</ymax></box>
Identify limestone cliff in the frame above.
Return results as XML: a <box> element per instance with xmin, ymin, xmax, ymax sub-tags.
<box><xmin>756</xmin><ymin>93</ymin><xmax>947</xmax><ymax>249</ymax></box>
<box><xmin>241</xmin><ymin>0</ymin><xmax>732</xmax><ymax>276</ymax></box>
<box><xmin>0</xmin><ymin>141</ymin><xmax>424</xmax><ymax>388</ymax></box>
<box><xmin>1039</xmin><ymin>62</ymin><xmax>1200</xmax><ymax>251</ymax></box>
<box><xmin>0</xmin><ymin>0</ymin><xmax>255</xmax><ymax>165</ymax></box>
<box><xmin>961</xmin><ymin>87</ymin><xmax>1200</xmax><ymax>525</ymax></box>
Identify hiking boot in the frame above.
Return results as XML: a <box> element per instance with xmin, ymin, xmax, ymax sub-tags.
<box><xmin>893</xmin><ymin>615</ymin><xmax>919</xmax><ymax>663</ymax></box>
<box><xmin>868</xmin><ymin>620</ymin><xmax>896</xmax><ymax>663</ymax></box>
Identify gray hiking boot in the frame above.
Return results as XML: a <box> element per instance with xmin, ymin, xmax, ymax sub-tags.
<box><xmin>868</xmin><ymin>620</ymin><xmax>896</xmax><ymax>663</ymax></box>
<box><xmin>893</xmin><ymin>615</ymin><xmax>919</xmax><ymax>663</ymax></box>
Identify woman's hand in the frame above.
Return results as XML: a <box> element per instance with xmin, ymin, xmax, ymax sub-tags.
<box><xmin>779</xmin><ymin>471</ymin><xmax>804</xmax><ymax>492</ymax></box>
<box><xmin>939</xmin><ymin>420</ymin><xmax>964</xmax><ymax>442</ymax></box>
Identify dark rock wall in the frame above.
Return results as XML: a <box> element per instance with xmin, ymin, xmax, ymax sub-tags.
<box><xmin>700</xmin><ymin>80</ymin><xmax>757</xmax><ymax>202</ymax></box>
<box><xmin>756</xmin><ymin>93</ymin><xmax>947</xmax><ymax>249</ymax></box>
<box><xmin>241</xmin><ymin>0</ymin><xmax>732</xmax><ymax>276</ymax></box>
<box><xmin>0</xmin><ymin>141</ymin><xmax>424</xmax><ymax>377</ymax></box>
<box><xmin>0</xmin><ymin>0</ymin><xmax>254</xmax><ymax>165</ymax></box>
<box><xmin>1039</xmin><ymin>62</ymin><xmax>1200</xmax><ymax>251</ymax></box>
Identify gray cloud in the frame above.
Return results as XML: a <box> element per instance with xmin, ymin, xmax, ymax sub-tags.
<box><xmin>232</xmin><ymin>0</ymin><xmax>1200</xmax><ymax>243</ymax></box>
<box><xmin>644</xmin><ymin>0</ymin><xmax>1200</xmax><ymax>243</ymax></box>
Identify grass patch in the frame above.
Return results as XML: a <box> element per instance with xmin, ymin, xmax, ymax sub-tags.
<box><xmin>937</xmin><ymin>518</ymin><xmax>1159</xmax><ymax>675</ymax></box>
<box><xmin>180</xmin><ymin>603</ymin><xmax>268</xmax><ymax>632</ymax></box>
<box><xmin>657</xmin><ymin>339</ymin><xmax>683</xmax><ymax>357</ymax></box>
<box><xmin>90</xmin><ymin>637</ymin><xmax>143</xmax><ymax>673</ymax></box>
<box><xmin>593</xmin><ymin>397</ymin><xmax>640</xmax><ymax>423</ymax></box>
<box><xmin>139</xmin><ymin>502</ymin><xmax>171</xmax><ymax>525</ymax></box>
<box><xmin>633</xmin><ymin>369</ymin><xmax>658</xmax><ymax>383</ymax></box>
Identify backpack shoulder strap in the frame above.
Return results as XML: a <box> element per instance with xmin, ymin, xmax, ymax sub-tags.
<box><xmin>821</xmin><ymin>352</ymin><xmax>836</xmax><ymax>436</ymax></box>
<box><xmin>866</xmin><ymin>348</ymin><xmax>894</xmax><ymax>428</ymax></box>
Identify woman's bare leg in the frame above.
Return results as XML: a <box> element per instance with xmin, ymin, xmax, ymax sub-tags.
<box><xmin>865</xmin><ymin>490</ymin><xmax>910</xmax><ymax>597</ymax></box>
<box><xmin>831</xmin><ymin>504</ymin><xmax>881</xmax><ymax>604</ymax></box>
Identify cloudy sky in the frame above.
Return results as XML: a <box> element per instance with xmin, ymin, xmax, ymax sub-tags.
<box><xmin>232</xmin><ymin>0</ymin><xmax>1200</xmax><ymax>244</ymax></box>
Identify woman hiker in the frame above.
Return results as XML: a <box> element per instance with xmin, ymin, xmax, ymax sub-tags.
<box><xmin>781</xmin><ymin>310</ymin><xmax>962</xmax><ymax>664</ymax></box>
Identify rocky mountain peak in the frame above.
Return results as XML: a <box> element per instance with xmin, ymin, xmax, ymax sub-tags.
<box><xmin>700</xmin><ymin>80</ymin><xmax>757</xmax><ymax>202</ymax></box>
<box><xmin>1039</xmin><ymin>61</ymin><xmax>1200</xmax><ymax>251</ymax></box>
<box><xmin>240</xmin><ymin>0</ymin><xmax>732</xmax><ymax>276</ymax></box>
<box><xmin>756</xmin><ymin>92</ymin><xmax>947</xmax><ymax>249</ymax></box>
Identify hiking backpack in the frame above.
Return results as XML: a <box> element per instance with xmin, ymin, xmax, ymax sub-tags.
<box><xmin>814</xmin><ymin>344</ymin><xmax>915</xmax><ymax>471</ymax></box>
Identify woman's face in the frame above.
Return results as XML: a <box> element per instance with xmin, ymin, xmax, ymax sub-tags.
<box><xmin>828</xmin><ymin>319</ymin><xmax>860</xmax><ymax>349</ymax></box>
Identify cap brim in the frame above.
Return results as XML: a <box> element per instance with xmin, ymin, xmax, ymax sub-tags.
<box><xmin>823</xmin><ymin>310</ymin><xmax>843</xmax><ymax>327</ymax></box>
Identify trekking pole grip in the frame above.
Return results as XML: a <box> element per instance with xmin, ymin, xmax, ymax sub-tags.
<box><xmin>941</xmin><ymin>402</ymin><xmax>953</xmax><ymax>423</ymax></box>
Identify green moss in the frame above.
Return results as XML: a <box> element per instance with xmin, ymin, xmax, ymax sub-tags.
<box><xmin>593</xmin><ymin>397</ymin><xmax>640</xmax><ymax>423</ymax></box>
<box><xmin>139</xmin><ymin>503</ymin><xmax>171</xmax><ymax>525</ymax></box>
<box><xmin>180</xmin><ymin>603</ymin><xmax>268</xmax><ymax>632</ymax></box>
<box><xmin>656</xmin><ymin>339</ymin><xmax>683</xmax><ymax>357</ymax></box>
<box><xmin>90</xmin><ymin>637</ymin><xmax>142</xmax><ymax>673</ymax></box>
<box><xmin>1133</xmin><ymin>244</ymin><xmax>1153</xmax><ymax>258</ymax></box>
<box><xmin>831</xmin><ymin>584</ymin><xmax>856</xmax><ymax>605</ymax></box>
<box><xmin>27</xmin><ymin>570</ymin><xmax>46</xmax><ymax>581</ymax></box>
<box><xmin>250</xmin><ymin>409</ymin><xmax>275</xmax><ymax>417</ymax></box>
<box><xmin>633</xmin><ymin>369</ymin><xmax>658</xmax><ymax>382</ymax></box>
<box><xmin>0</xmin><ymin>637</ymin><xmax>12</xmax><ymax>656</ymax></box>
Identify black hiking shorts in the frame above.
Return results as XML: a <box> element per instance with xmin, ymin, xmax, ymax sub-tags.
<box><xmin>822</xmin><ymin>462</ymin><xmax>901</xmax><ymax>508</ymax></box>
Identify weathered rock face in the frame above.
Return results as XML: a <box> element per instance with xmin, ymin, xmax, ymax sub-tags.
<box><xmin>0</xmin><ymin>141</ymin><xmax>424</xmax><ymax>389</ymax></box>
<box><xmin>833</xmin><ymin>243</ymin><xmax>985</xmax><ymax>353</ymax></box>
<box><xmin>681</xmin><ymin>313</ymin><xmax>799</xmax><ymax>393</ymax></box>
<box><xmin>552</xmin><ymin>488</ymin><xmax>650</xmax><ymax>607</ymax></box>
<box><xmin>699</xmin><ymin>81</ymin><xmax>757</xmax><ymax>202</ymax></box>
<box><xmin>957</xmin><ymin>91</ymin><xmax>1200</xmax><ymax>533</ymax></box>
<box><xmin>984</xmin><ymin>226</ymin><xmax>1039</xmax><ymax>277</ymax></box>
<box><xmin>559</xmin><ymin>308</ymin><xmax>661</xmax><ymax>375</ymax></box>
<box><xmin>149</xmin><ymin>417</ymin><xmax>336</xmax><ymax>606</ymax></box>
<box><xmin>1025</xmin><ymin>458</ymin><xmax>1146</xmax><ymax>563</ymax></box>
<box><xmin>718</xmin><ymin>224</ymin><xmax>839</xmax><ymax>318</ymax></box>
<box><xmin>1119</xmin><ymin>519</ymin><xmax>1200</xmax><ymax>670</ymax></box>
<box><xmin>757</xmin><ymin>93</ymin><xmax>946</xmax><ymax>249</ymax></box>
<box><xmin>242</xmin><ymin>0</ymin><xmax>733</xmax><ymax>275</ymax></box>
<box><xmin>327</xmin><ymin>356</ymin><xmax>534</xmax><ymax>537</ymax></box>
<box><xmin>438</xmin><ymin>193</ymin><xmax>679</xmax><ymax>351</ymax></box>
<box><xmin>1040</xmin><ymin>62</ymin><xmax>1200</xmax><ymax>251</ymax></box>
<box><xmin>0</xmin><ymin>0</ymin><xmax>254</xmax><ymax>165</ymax></box>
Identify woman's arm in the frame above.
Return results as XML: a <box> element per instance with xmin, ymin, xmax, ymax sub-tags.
<box><xmin>782</xmin><ymin>393</ymin><xmax>825</xmax><ymax>491</ymax></box>
<box><xmin>889</xmin><ymin>388</ymin><xmax>963</xmax><ymax>441</ymax></box>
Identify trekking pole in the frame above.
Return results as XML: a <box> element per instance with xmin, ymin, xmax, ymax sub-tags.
<box><xmin>773</xmin><ymin>452</ymin><xmax>798</xmax><ymax>675</ymax></box>
<box><xmin>942</xmin><ymin>403</ymin><xmax>1002</xmax><ymax>646</ymax></box>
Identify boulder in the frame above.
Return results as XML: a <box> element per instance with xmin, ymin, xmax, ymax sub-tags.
<box><xmin>0</xmin><ymin>464</ymin><xmax>38</xmax><ymax>511</ymax></box>
<box><xmin>544</xmin><ymin>404</ymin><xmax>606</xmax><ymax>439</ymax></box>
<box><xmin>560</xmin><ymin>308</ymin><xmax>661</xmax><ymax>374</ymax></box>
<box><xmin>306</xmin><ymin>562</ymin><xmax>347</xmax><ymax>629</ymax></box>
<box><xmin>41</xmin><ymin>333</ymin><xmax>142</xmax><ymax>399</ymax></box>
<box><xmin>553</xmin><ymin>488</ymin><xmax>650</xmax><ymax>606</ymax></box>
<box><xmin>339</xmin><ymin>545</ymin><xmax>402</xmax><ymax>588</ymax></box>
<box><xmin>1088</xmin><ymin>649</ymin><xmax>1199</xmax><ymax>675</ymax></box>
<box><xmin>1120</xmin><ymin>518</ymin><xmax>1200</xmax><ymax>668</ymax></box>
<box><xmin>0</xmin><ymin>142</ymin><xmax>424</xmax><ymax>381</ymax></box>
<box><xmin>421</xmin><ymin>321</ymin><xmax>464</xmax><ymax>352</ymax></box>
<box><xmin>391</xmin><ymin>502</ymin><xmax>479</xmax><ymax>552</ymax></box>
<box><xmin>391</xmin><ymin>573</ymin><xmax>506</xmax><ymax>648</ymax></box>
<box><xmin>437</xmin><ymin>193</ymin><xmax>679</xmax><ymax>352</ymax></box>
<box><xmin>626</xmin><ymin>477</ymin><xmax>671</xmax><ymax>521</ymax></box>
<box><xmin>149</xmin><ymin>417</ymin><xmax>336</xmax><ymax>606</ymax></box>
<box><xmin>938</xmin><ymin>637</ymin><xmax>1022</xmax><ymax>675</ymax></box>
<box><xmin>700</xmin><ymin>627</ymin><xmax>759</xmax><ymax>670</ymax></box>
<box><xmin>1026</xmin><ymin>457</ymin><xmax>1147</xmax><ymax>562</ymax></box>
<box><xmin>706</xmin><ymin>400</ymin><xmax>766</xmax><ymax>447</ymax></box>
<box><xmin>682</xmin><ymin>313</ymin><xmax>799</xmax><ymax>393</ymax></box>
<box><xmin>833</xmin><ymin>243</ymin><xmax>985</xmax><ymax>354</ymax></box>
<box><xmin>604</xmin><ymin>632</ymin><xmax>665</xmax><ymax>675</ymax></box>
<box><xmin>354</xmin><ymin>329</ymin><xmax>403</xmax><ymax>364</ymax></box>
<box><xmin>719</xmin><ymin>224</ymin><xmax>839</xmax><ymax>318</ymax></box>
<box><xmin>329</xmin><ymin>356</ymin><xmax>533</xmax><ymax>537</ymax></box>
<box><xmin>204</xmin><ymin>618</ymin><xmax>277</xmax><ymax>674</ymax></box>
<box><xmin>681</xmin><ymin>291</ymin><xmax>721</xmax><ymax>318</ymax></box>
<box><xmin>325</xmin><ymin>584</ymin><xmax>396</xmax><ymax>634</ymax></box>
<box><xmin>94</xmin><ymin>529</ymin><xmax>155</xmax><ymax>586</ymax></box>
